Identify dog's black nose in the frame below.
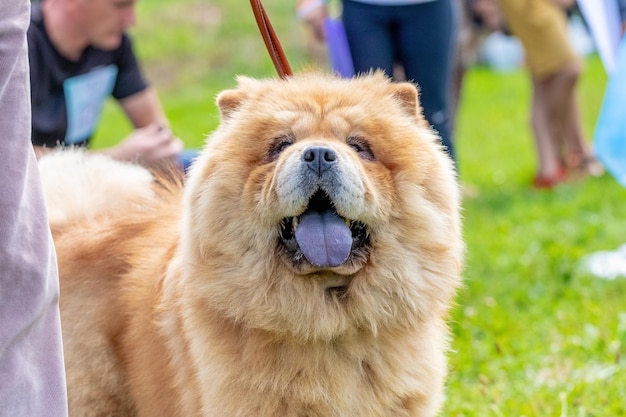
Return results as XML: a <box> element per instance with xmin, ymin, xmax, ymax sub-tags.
<box><xmin>303</xmin><ymin>146</ymin><xmax>337</xmax><ymax>176</ymax></box>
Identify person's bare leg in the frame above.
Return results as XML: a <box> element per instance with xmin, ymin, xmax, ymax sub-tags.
<box><xmin>531</xmin><ymin>75</ymin><xmax>563</xmax><ymax>182</ymax></box>
<box><xmin>556</xmin><ymin>63</ymin><xmax>604</xmax><ymax>175</ymax></box>
<box><xmin>537</xmin><ymin>61</ymin><xmax>602</xmax><ymax>176</ymax></box>
<box><xmin>534</xmin><ymin>64</ymin><xmax>576</xmax><ymax>163</ymax></box>
<box><xmin>562</xmin><ymin>96</ymin><xmax>604</xmax><ymax>176</ymax></box>
<box><xmin>541</xmin><ymin>62</ymin><xmax>583</xmax><ymax>157</ymax></box>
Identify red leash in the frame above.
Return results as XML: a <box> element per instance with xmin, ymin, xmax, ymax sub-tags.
<box><xmin>250</xmin><ymin>0</ymin><xmax>293</xmax><ymax>79</ymax></box>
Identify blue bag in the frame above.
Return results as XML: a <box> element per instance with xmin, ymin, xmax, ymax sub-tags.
<box><xmin>594</xmin><ymin>36</ymin><xmax>626</xmax><ymax>187</ymax></box>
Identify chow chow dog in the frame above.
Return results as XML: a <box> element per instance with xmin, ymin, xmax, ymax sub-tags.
<box><xmin>41</xmin><ymin>72</ymin><xmax>464</xmax><ymax>417</ymax></box>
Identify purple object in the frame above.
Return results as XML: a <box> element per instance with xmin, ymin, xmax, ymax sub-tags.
<box><xmin>0</xmin><ymin>1</ymin><xmax>69</xmax><ymax>415</ymax></box>
<box><xmin>323</xmin><ymin>17</ymin><xmax>355</xmax><ymax>78</ymax></box>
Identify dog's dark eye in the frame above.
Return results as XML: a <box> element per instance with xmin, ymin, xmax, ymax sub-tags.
<box><xmin>267</xmin><ymin>135</ymin><xmax>294</xmax><ymax>161</ymax></box>
<box><xmin>347</xmin><ymin>136</ymin><xmax>374</xmax><ymax>161</ymax></box>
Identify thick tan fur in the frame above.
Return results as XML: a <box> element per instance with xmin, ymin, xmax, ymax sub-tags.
<box><xmin>43</xmin><ymin>72</ymin><xmax>464</xmax><ymax>417</ymax></box>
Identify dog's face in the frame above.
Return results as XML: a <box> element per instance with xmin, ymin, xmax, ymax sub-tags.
<box><xmin>182</xmin><ymin>72</ymin><xmax>463</xmax><ymax>341</ymax></box>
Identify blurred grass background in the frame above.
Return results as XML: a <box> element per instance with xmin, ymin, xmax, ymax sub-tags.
<box><xmin>93</xmin><ymin>1</ymin><xmax>626</xmax><ymax>414</ymax></box>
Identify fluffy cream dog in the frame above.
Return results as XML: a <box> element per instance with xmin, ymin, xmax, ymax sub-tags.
<box><xmin>43</xmin><ymin>72</ymin><xmax>464</xmax><ymax>417</ymax></box>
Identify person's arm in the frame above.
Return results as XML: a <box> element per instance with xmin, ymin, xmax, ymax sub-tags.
<box><xmin>100</xmin><ymin>34</ymin><xmax>183</xmax><ymax>167</ymax></box>
<box><xmin>120</xmin><ymin>86</ymin><xmax>169</xmax><ymax>129</ymax></box>
<box><xmin>0</xmin><ymin>1</ymin><xmax>68</xmax><ymax>415</ymax></box>
<box><xmin>99</xmin><ymin>87</ymin><xmax>183</xmax><ymax>167</ymax></box>
<box><xmin>297</xmin><ymin>0</ymin><xmax>329</xmax><ymax>43</ymax></box>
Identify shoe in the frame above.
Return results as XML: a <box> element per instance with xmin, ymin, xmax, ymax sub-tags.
<box><xmin>565</xmin><ymin>152</ymin><xmax>605</xmax><ymax>178</ymax></box>
<box><xmin>532</xmin><ymin>165</ymin><xmax>567</xmax><ymax>189</ymax></box>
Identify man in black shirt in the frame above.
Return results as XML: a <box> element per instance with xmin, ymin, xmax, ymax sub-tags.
<box><xmin>29</xmin><ymin>0</ymin><xmax>184</xmax><ymax>168</ymax></box>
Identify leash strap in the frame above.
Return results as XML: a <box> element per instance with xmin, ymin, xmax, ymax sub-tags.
<box><xmin>250</xmin><ymin>0</ymin><xmax>293</xmax><ymax>79</ymax></box>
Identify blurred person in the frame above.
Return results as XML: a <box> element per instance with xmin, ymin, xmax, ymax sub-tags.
<box><xmin>0</xmin><ymin>0</ymin><xmax>68</xmax><ymax>415</ymax></box>
<box><xmin>498</xmin><ymin>0</ymin><xmax>603</xmax><ymax>189</ymax></box>
<box><xmin>450</xmin><ymin>0</ymin><xmax>503</xmax><ymax>137</ymax></box>
<box><xmin>298</xmin><ymin>0</ymin><xmax>459</xmax><ymax>164</ymax></box>
<box><xmin>28</xmin><ymin>0</ymin><xmax>186</xmax><ymax>169</ymax></box>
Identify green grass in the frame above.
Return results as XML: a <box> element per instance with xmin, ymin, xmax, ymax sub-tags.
<box><xmin>449</xmin><ymin>57</ymin><xmax>626</xmax><ymax>416</ymax></box>
<box><xmin>93</xmin><ymin>1</ymin><xmax>626</xmax><ymax>414</ymax></box>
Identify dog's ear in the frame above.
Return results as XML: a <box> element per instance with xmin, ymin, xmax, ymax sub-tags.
<box><xmin>216</xmin><ymin>89</ymin><xmax>248</xmax><ymax>120</ymax></box>
<box><xmin>390</xmin><ymin>82</ymin><xmax>428</xmax><ymax>128</ymax></box>
<box><xmin>217</xmin><ymin>75</ymin><xmax>265</xmax><ymax>120</ymax></box>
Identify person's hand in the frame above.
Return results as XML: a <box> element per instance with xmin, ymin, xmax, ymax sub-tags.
<box><xmin>106</xmin><ymin>123</ymin><xmax>183</xmax><ymax>168</ymax></box>
<box><xmin>297</xmin><ymin>0</ymin><xmax>327</xmax><ymax>43</ymax></box>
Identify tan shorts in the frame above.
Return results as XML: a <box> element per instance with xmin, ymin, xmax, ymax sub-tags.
<box><xmin>499</xmin><ymin>0</ymin><xmax>580</xmax><ymax>77</ymax></box>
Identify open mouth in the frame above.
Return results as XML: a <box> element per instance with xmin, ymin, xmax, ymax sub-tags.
<box><xmin>279</xmin><ymin>190</ymin><xmax>369</xmax><ymax>269</ymax></box>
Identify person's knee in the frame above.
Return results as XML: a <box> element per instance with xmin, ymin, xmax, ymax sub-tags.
<box><xmin>537</xmin><ymin>60</ymin><xmax>581</xmax><ymax>92</ymax></box>
<box><xmin>556</xmin><ymin>60</ymin><xmax>582</xmax><ymax>83</ymax></box>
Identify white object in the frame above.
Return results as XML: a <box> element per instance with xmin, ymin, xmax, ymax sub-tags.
<box><xmin>577</xmin><ymin>0</ymin><xmax>621</xmax><ymax>73</ymax></box>
<box><xmin>480</xmin><ymin>31</ymin><xmax>524</xmax><ymax>72</ymax></box>
<box><xmin>581</xmin><ymin>244</ymin><xmax>626</xmax><ymax>280</ymax></box>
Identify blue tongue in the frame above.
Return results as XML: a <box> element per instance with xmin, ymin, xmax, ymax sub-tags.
<box><xmin>294</xmin><ymin>209</ymin><xmax>352</xmax><ymax>267</ymax></box>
